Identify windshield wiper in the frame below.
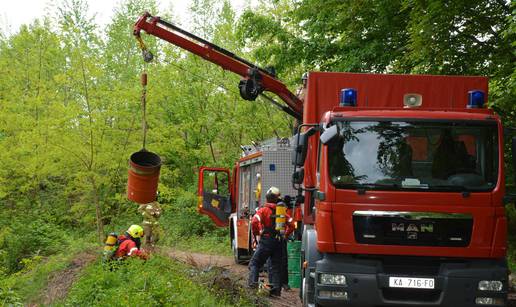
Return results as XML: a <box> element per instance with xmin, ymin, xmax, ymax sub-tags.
<box><xmin>429</xmin><ymin>185</ymin><xmax>470</xmax><ymax>192</ymax></box>
<box><xmin>339</xmin><ymin>183</ymin><xmax>400</xmax><ymax>190</ymax></box>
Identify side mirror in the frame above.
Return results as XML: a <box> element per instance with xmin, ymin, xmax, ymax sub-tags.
<box><xmin>320</xmin><ymin>125</ymin><xmax>339</xmax><ymax>145</ymax></box>
<box><xmin>292</xmin><ymin>128</ymin><xmax>317</xmax><ymax>167</ymax></box>
<box><xmin>292</xmin><ymin>167</ymin><xmax>304</xmax><ymax>184</ymax></box>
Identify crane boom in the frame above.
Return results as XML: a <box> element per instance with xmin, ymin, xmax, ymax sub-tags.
<box><xmin>133</xmin><ymin>12</ymin><xmax>303</xmax><ymax>119</ymax></box>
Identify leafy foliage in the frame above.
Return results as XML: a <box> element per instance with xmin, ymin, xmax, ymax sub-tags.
<box><xmin>0</xmin><ymin>240</ymin><xmax>96</xmax><ymax>305</ymax></box>
<box><xmin>0</xmin><ymin>0</ymin><xmax>281</xmax><ymax>293</ymax></box>
<box><xmin>61</xmin><ymin>255</ymin><xmax>255</xmax><ymax>306</ymax></box>
<box><xmin>0</xmin><ymin>0</ymin><xmax>515</xmax><ymax>304</ymax></box>
<box><xmin>0</xmin><ymin>219</ymin><xmax>67</xmax><ymax>274</ymax></box>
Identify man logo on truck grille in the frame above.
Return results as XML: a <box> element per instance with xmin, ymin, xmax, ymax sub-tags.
<box><xmin>407</xmin><ymin>232</ymin><xmax>418</xmax><ymax>240</ymax></box>
<box><xmin>391</xmin><ymin>223</ymin><xmax>434</xmax><ymax>233</ymax></box>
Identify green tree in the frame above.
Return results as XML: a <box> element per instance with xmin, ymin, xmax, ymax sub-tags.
<box><xmin>237</xmin><ymin>0</ymin><xmax>515</xmax><ymax>175</ymax></box>
<box><xmin>238</xmin><ymin>0</ymin><xmax>512</xmax><ymax>75</ymax></box>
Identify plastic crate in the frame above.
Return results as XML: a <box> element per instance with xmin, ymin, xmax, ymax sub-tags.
<box><xmin>287</xmin><ymin>240</ymin><xmax>302</xmax><ymax>256</ymax></box>
<box><xmin>288</xmin><ymin>257</ymin><xmax>300</xmax><ymax>273</ymax></box>
<box><xmin>288</xmin><ymin>272</ymin><xmax>302</xmax><ymax>288</ymax></box>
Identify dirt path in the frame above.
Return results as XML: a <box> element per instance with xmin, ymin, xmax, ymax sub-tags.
<box><xmin>164</xmin><ymin>249</ymin><xmax>516</xmax><ymax>307</ymax></box>
<box><xmin>34</xmin><ymin>248</ymin><xmax>513</xmax><ymax>306</ymax></box>
<box><xmin>30</xmin><ymin>252</ymin><xmax>97</xmax><ymax>306</ymax></box>
<box><xmin>163</xmin><ymin>248</ymin><xmax>302</xmax><ymax>307</ymax></box>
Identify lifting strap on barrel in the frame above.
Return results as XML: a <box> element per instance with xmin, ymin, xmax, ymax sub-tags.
<box><xmin>135</xmin><ymin>34</ymin><xmax>151</xmax><ymax>151</ymax></box>
<box><xmin>141</xmin><ymin>70</ymin><xmax>148</xmax><ymax>150</ymax></box>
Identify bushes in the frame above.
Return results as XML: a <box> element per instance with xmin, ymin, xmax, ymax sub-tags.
<box><xmin>0</xmin><ymin>240</ymin><xmax>97</xmax><ymax>305</ymax></box>
<box><xmin>157</xmin><ymin>189</ymin><xmax>231</xmax><ymax>255</ymax></box>
<box><xmin>166</xmin><ymin>190</ymin><xmax>218</xmax><ymax>237</ymax></box>
<box><xmin>61</xmin><ymin>255</ymin><xmax>243</xmax><ymax>306</ymax></box>
<box><xmin>0</xmin><ymin>219</ymin><xmax>69</xmax><ymax>274</ymax></box>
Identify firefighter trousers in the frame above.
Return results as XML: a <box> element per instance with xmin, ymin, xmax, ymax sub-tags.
<box><xmin>248</xmin><ymin>236</ymin><xmax>282</xmax><ymax>295</ymax></box>
<box><xmin>268</xmin><ymin>238</ymin><xmax>288</xmax><ymax>287</ymax></box>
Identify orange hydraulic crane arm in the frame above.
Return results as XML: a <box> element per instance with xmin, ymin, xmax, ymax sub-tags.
<box><xmin>133</xmin><ymin>12</ymin><xmax>303</xmax><ymax>119</ymax></box>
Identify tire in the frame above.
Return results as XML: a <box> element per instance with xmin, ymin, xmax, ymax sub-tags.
<box><xmin>302</xmin><ymin>277</ymin><xmax>308</xmax><ymax>306</ymax></box>
<box><xmin>302</xmin><ymin>276</ymin><xmax>316</xmax><ymax>307</ymax></box>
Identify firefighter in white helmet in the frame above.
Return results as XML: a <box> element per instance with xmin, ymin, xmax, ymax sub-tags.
<box><xmin>248</xmin><ymin>187</ymin><xmax>294</xmax><ymax>296</ymax></box>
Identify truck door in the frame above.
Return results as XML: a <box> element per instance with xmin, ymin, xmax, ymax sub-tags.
<box><xmin>197</xmin><ymin>167</ymin><xmax>233</xmax><ymax>227</ymax></box>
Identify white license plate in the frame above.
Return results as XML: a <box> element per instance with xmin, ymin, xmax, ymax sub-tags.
<box><xmin>389</xmin><ymin>277</ymin><xmax>435</xmax><ymax>289</ymax></box>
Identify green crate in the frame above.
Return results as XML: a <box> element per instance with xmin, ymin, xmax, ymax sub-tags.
<box><xmin>287</xmin><ymin>240</ymin><xmax>302</xmax><ymax>256</ymax></box>
<box><xmin>288</xmin><ymin>272</ymin><xmax>302</xmax><ymax>289</ymax></box>
<box><xmin>288</xmin><ymin>257</ymin><xmax>300</xmax><ymax>273</ymax></box>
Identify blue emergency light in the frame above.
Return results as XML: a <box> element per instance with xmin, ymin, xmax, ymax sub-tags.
<box><xmin>340</xmin><ymin>88</ymin><xmax>357</xmax><ymax>106</ymax></box>
<box><xmin>467</xmin><ymin>90</ymin><xmax>485</xmax><ymax>109</ymax></box>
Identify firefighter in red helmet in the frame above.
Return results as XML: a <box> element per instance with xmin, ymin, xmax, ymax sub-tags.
<box><xmin>248</xmin><ymin>187</ymin><xmax>294</xmax><ymax>296</ymax></box>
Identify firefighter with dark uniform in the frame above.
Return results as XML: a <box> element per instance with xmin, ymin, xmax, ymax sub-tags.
<box><xmin>248</xmin><ymin>187</ymin><xmax>294</xmax><ymax>296</ymax></box>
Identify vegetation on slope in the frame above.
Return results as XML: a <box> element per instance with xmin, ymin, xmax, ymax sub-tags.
<box><xmin>0</xmin><ymin>0</ymin><xmax>514</xmax><ymax>305</ymax></box>
<box><xmin>59</xmin><ymin>255</ymin><xmax>260</xmax><ymax>307</ymax></box>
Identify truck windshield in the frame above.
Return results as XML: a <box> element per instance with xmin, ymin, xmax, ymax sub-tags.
<box><xmin>327</xmin><ymin>121</ymin><xmax>498</xmax><ymax>191</ymax></box>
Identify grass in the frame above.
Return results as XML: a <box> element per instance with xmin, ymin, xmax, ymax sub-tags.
<box><xmin>162</xmin><ymin>232</ymin><xmax>232</xmax><ymax>257</ymax></box>
<box><xmin>0</xmin><ymin>238</ymin><xmax>97</xmax><ymax>306</ymax></box>
<box><xmin>57</xmin><ymin>254</ymin><xmax>258</xmax><ymax>307</ymax></box>
<box><xmin>0</xmin><ymin>227</ymin><xmax>247</xmax><ymax>307</ymax></box>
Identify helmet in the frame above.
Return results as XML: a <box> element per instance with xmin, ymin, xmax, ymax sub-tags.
<box><xmin>266</xmin><ymin>186</ymin><xmax>281</xmax><ymax>203</ymax></box>
<box><xmin>127</xmin><ymin>224</ymin><xmax>144</xmax><ymax>238</ymax></box>
<box><xmin>301</xmin><ymin>72</ymin><xmax>308</xmax><ymax>83</ymax></box>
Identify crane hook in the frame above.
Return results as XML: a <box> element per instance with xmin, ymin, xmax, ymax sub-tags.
<box><xmin>135</xmin><ymin>35</ymin><xmax>154</xmax><ymax>63</ymax></box>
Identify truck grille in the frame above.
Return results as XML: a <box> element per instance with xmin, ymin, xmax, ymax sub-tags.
<box><xmin>353</xmin><ymin>211</ymin><xmax>472</xmax><ymax>247</ymax></box>
<box><xmin>382</xmin><ymin>288</ymin><xmax>441</xmax><ymax>302</ymax></box>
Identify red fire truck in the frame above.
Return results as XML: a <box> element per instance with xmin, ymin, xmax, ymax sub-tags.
<box><xmin>134</xmin><ymin>12</ymin><xmax>513</xmax><ymax>307</ymax></box>
<box><xmin>198</xmin><ymin>137</ymin><xmax>303</xmax><ymax>263</ymax></box>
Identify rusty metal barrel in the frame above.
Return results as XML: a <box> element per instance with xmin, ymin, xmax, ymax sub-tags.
<box><xmin>127</xmin><ymin>150</ymin><xmax>161</xmax><ymax>204</ymax></box>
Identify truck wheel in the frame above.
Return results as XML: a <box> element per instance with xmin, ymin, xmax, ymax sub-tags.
<box><xmin>302</xmin><ymin>277</ymin><xmax>308</xmax><ymax>306</ymax></box>
<box><xmin>302</xmin><ymin>277</ymin><xmax>315</xmax><ymax>307</ymax></box>
<box><xmin>232</xmin><ymin>237</ymin><xmax>246</xmax><ymax>264</ymax></box>
<box><xmin>302</xmin><ymin>273</ymin><xmax>319</xmax><ymax>307</ymax></box>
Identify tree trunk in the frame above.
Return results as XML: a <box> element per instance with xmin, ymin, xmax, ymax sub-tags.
<box><xmin>90</xmin><ymin>175</ymin><xmax>104</xmax><ymax>242</ymax></box>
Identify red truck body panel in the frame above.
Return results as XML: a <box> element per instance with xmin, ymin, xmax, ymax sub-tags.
<box><xmin>302</xmin><ymin>72</ymin><xmax>506</xmax><ymax>259</ymax></box>
<box><xmin>303</xmin><ymin>72</ymin><xmax>489</xmax><ymax>124</ymax></box>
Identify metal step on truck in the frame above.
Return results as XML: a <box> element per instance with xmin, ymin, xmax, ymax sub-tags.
<box><xmin>134</xmin><ymin>12</ymin><xmax>515</xmax><ymax>307</ymax></box>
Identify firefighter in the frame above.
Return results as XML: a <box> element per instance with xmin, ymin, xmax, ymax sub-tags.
<box><xmin>248</xmin><ymin>187</ymin><xmax>294</xmax><ymax>296</ymax></box>
<box><xmin>138</xmin><ymin>199</ymin><xmax>162</xmax><ymax>247</ymax></box>
<box><xmin>296</xmin><ymin>72</ymin><xmax>308</xmax><ymax>101</ymax></box>
<box><xmin>267</xmin><ymin>196</ymin><xmax>294</xmax><ymax>291</ymax></box>
<box><xmin>254</xmin><ymin>173</ymin><xmax>261</xmax><ymax>206</ymax></box>
<box><xmin>279</xmin><ymin>195</ymin><xmax>294</xmax><ymax>290</ymax></box>
<box><xmin>114</xmin><ymin>224</ymin><xmax>149</xmax><ymax>260</ymax></box>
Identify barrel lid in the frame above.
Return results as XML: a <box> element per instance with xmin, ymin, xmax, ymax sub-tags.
<box><xmin>130</xmin><ymin>150</ymin><xmax>161</xmax><ymax>168</ymax></box>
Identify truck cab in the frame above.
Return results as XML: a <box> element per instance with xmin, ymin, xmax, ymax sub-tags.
<box><xmin>299</xmin><ymin>72</ymin><xmax>510</xmax><ymax>307</ymax></box>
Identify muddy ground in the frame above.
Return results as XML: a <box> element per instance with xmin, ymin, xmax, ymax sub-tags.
<box><xmin>29</xmin><ymin>248</ymin><xmax>516</xmax><ymax>306</ymax></box>
<box><xmin>164</xmin><ymin>249</ymin><xmax>302</xmax><ymax>307</ymax></box>
<box><xmin>163</xmin><ymin>248</ymin><xmax>516</xmax><ymax>307</ymax></box>
<box><xmin>28</xmin><ymin>252</ymin><xmax>97</xmax><ymax>306</ymax></box>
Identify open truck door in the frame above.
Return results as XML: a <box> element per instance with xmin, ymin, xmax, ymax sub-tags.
<box><xmin>197</xmin><ymin>167</ymin><xmax>233</xmax><ymax>227</ymax></box>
